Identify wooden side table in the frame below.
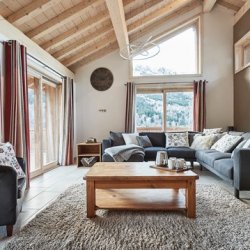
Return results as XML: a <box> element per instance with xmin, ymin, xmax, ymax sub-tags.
<box><xmin>76</xmin><ymin>142</ymin><xmax>102</xmax><ymax>167</ymax></box>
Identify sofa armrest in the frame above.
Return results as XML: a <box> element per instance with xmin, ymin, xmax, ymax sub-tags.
<box><xmin>0</xmin><ymin>165</ymin><xmax>18</xmax><ymax>225</ymax></box>
<box><xmin>102</xmin><ymin>139</ymin><xmax>112</xmax><ymax>154</ymax></box>
<box><xmin>233</xmin><ymin>148</ymin><xmax>250</xmax><ymax>190</ymax></box>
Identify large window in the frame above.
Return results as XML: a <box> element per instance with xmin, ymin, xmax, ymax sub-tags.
<box><xmin>132</xmin><ymin>17</ymin><xmax>200</xmax><ymax>77</ymax></box>
<box><xmin>28</xmin><ymin>74</ymin><xmax>61</xmax><ymax>177</ymax></box>
<box><xmin>136</xmin><ymin>86</ymin><xmax>193</xmax><ymax>132</ymax></box>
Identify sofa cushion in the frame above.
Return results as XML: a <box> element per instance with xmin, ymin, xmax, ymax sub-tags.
<box><xmin>136</xmin><ymin>135</ymin><xmax>152</xmax><ymax>148</ymax></box>
<box><xmin>211</xmin><ymin>134</ymin><xmax>242</xmax><ymax>153</ymax></box>
<box><xmin>188</xmin><ymin>131</ymin><xmax>201</xmax><ymax>145</ymax></box>
<box><xmin>110</xmin><ymin>131</ymin><xmax>125</xmax><ymax>146</ymax></box>
<box><xmin>139</xmin><ymin>132</ymin><xmax>165</xmax><ymax>147</ymax></box>
<box><xmin>167</xmin><ymin>147</ymin><xmax>196</xmax><ymax>159</ymax></box>
<box><xmin>196</xmin><ymin>150</ymin><xmax>231</xmax><ymax>167</ymax></box>
<box><xmin>165</xmin><ymin>132</ymin><xmax>189</xmax><ymax>147</ymax></box>
<box><xmin>144</xmin><ymin>147</ymin><xmax>167</xmax><ymax>161</ymax></box>
<box><xmin>191</xmin><ymin>134</ymin><xmax>218</xmax><ymax>150</ymax></box>
<box><xmin>214</xmin><ymin>158</ymin><xmax>234</xmax><ymax>179</ymax></box>
<box><xmin>203</xmin><ymin>128</ymin><xmax>223</xmax><ymax>134</ymax></box>
<box><xmin>122</xmin><ymin>133</ymin><xmax>139</xmax><ymax>145</ymax></box>
<box><xmin>0</xmin><ymin>142</ymin><xmax>26</xmax><ymax>179</ymax></box>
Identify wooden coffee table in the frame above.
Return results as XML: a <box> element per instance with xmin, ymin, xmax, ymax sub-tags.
<box><xmin>84</xmin><ymin>162</ymin><xmax>199</xmax><ymax>218</ymax></box>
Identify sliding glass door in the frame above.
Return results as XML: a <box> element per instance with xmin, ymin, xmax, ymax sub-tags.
<box><xmin>28</xmin><ymin>73</ymin><xmax>61</xmax><ymax>177</ymax></box>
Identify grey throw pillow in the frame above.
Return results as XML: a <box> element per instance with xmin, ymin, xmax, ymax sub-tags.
<box><xmin>136</xmin><ymin>136</ymin><xmax>152</xmax><ymax>148</ymax></box>
<box><xmin>110</xmin><ymin>131</ymin><xmax>125</xmax><ymax>146</ymax></box>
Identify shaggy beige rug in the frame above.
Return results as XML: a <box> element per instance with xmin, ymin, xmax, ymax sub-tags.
<box><xmin>4</xmin><ymin>184</ymin><xmax>250</xmax><ymax>250</ymax></box>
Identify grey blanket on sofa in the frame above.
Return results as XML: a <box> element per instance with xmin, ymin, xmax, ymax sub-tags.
<box><xmin>105</xmin><ymin>144</ymin><xmax>145</xmax><ymax>162</ymax></box>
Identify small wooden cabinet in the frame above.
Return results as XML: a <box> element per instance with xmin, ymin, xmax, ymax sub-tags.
<box><xmin>77</xmin><ymin>142</ymin><xmax>102</xmax><ymax>167</ymax></box>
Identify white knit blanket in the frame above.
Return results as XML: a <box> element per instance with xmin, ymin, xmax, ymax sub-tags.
<box><xmin>105</xmin><ymin>144</ymin><xmax>145</xmax><ymax>162</ymax></box>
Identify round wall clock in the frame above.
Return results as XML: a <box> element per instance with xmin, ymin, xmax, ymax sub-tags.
<box><xmin>90</xmin><ymin>67</ymin><xmax>113</xmax><ymax>91</ymax></box>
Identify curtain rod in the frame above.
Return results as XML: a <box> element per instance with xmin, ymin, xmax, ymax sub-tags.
<box><xmin>0</xmin><ymin>41</ymin><xmax>65</xmax><ymax>79</ymax></box>
<box><xmin>125</xmin><ymin>80</ymin><xmax>208</xmax><ymax>86</ymax></box>
<box><xmin>27</xmin><ymin>53</ymin><xmax>65</xmax><ymax>79</ymax></box>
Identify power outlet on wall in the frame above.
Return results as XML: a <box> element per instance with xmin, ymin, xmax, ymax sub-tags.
<box><xmin>98</xmin><ymin>109</ymin><xmax>107</xmax><ymax>112</ymax></box>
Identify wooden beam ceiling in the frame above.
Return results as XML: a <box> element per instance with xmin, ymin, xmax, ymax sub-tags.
<box><xmin>125</xmin><ymin>0</ymin><xmax>164</xmax><ymax>21</ymax></box>
<box><xmin>26</xmin><ymin>0</ymin><xmax>102</xmax><ymax>39</ymax></box>
<box><xmin>6</xmin><ymin>0</ymin><xmax>51</xmax><ymax>23</ymax></box>
<box><xmin>234</xmin><ymin>0</ymin><xmax>250</xmax><ymax>24</ymax></box>
<box><xmin>127</xmin><ymin>0</ymin><xmax>194</xmax><ymax>33</ymax></box>
<box><xmin>41</xmin><ymin>11</ymin><xmax>110</xmax><ymax>50</ymax></box>
<box><xmin>50</xmin><ymin>0</ymin><xmax>165</xmax><ymax>59</ymax></box>
<box><xmin>52</xmin><ymin>21</ymin><xmax>113</xmax><ymax>60</ymax></box>
<box><xmin>105</xmin><ymin>0</ymin><xmax>129</xmax><ymax>58</ymax></box>
<box><xmin>69</xmin><ymin>42</ymin><xmax>118</xmax><ymax>71</ymax></box>
<box><xmin>69</xmin><ymin>0</ymin><xmax>201</xmax><ymax>68</ymax></box>
<box><xmin>203</xmin><ymin>0</ymin><xmax>217</xmax><ymax>12</ymax></box>
<box><xmin>217</xmin><ymin>0</ymin><xmax>240</xmax><ymax>11</ymax></box>
<box><xmin>62</xmin><ymin>31</ymin><xmax>117</xmax><ymax>66</ymax></box>
<box><xmin>129</xmin><ymin>0</ymin><xmax>201</xmax><ymax>41</ymax></box>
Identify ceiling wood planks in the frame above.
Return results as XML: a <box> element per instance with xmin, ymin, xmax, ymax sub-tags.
<box><xmin>26</xmin><ymin>0</ymin><xmax>102</xmax><ymax>39</ymax></box>
<box><xmin>0</xmin><ymin>0</ymin><xmax>245</xmax><ymax>71</ymax></box>
<box><xmin>203</xmin><ymin>0</ymin><xmax>217</xmax><ymax>12</ymax></box>
<box><xmin>6</xmin><ymin>0</ymin><xmax>51</xmax><ymax>23</ymax></box>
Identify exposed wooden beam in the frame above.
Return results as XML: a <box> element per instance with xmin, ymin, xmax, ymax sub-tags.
<box><xmin>26</xmin><ymin>0</ymin><xmax>101</xmax><ymax>39</ymax></box>
<box><xmin>129</xmin><ymin>1</ymin><xmax>201</xmax><ymax>40</ymax></box>
<box><xmin>40</xmin><ymin>0</ymin><xmax>134</xmax><ymax>51</ymax></box>
<box><xmin>69</xmin><ymin>42</ymin><xmax>118</xmax><ymax>71</ymax></box>
<box><xmin>52</xmin><ymin>21</ymin><xmax>113</xmax><ymax>60</ymax></box>
<box><xmin>203</xmin><ymin>0</ymin><xmax>217</xmax><ymax>12</ymax></box>
<box><xmin>105</xmin><ymin>0</ymin><xmax>129</xmax><ymax>58</ymax></box>
<box><xmin>127</xmin><ymin>0</ymin><xmax>193</xmax><ymax>33</ymax></box>
<box><xmin>123</xmin><ymin>0</ymin><xmax>135</xmax><ymax>6</ymax></box>
<box><xmin>125</xmin><ymin>0</ymin><xmax>164</xmax><ymax>21</ymax></box>
<box><xmin>6</xmin><ymin>0</ymin><xmax>51</xmax><ymax>23</ymax></box>
<box><xmin>62</xmin><ymin>32</ymin><xmax>117</xmax><ymax>66</ymax></box>
<box><xmin>234</xmin><ymin>0</ymin><xmax>250</xmax><ymax>24</ymax></box>
<box><xmin>217</xmin><ymin>0</ymin><xmax>240</xmax><ymax>11</ymax></box>
<box><xmin>41</xmin><ymin>11</ymin><xmax>109</xmax><ymax>50</ymax></box>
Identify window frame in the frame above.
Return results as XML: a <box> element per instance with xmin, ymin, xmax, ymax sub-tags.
<box><xmin>28</xmin><ymin>67</ymin><xmax>62</xmax><ymax>179</ymax></box>
<box><xmin>135</xmin><ymin>84</ymin><xmax>194</xmax><ymax>132</ymax></box>
<box><xmin>130</xmin><ymin>16</ymin><xmax>202</xmax><ymax>79</ymax></box>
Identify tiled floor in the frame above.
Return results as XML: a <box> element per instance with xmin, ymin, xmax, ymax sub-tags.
<box><xmin>0</xmin><ymin>164</ymin><xmax>249</xmax><ymax>247</ymax></box>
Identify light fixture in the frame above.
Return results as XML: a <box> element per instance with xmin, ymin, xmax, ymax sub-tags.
<box><xmin>119</xmin><ymin>36</ymin><xmax>160</xmax><ymax>60</ymax></box>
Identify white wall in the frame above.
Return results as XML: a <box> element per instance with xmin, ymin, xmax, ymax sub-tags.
<box><xmin>75</xmin><ymin>5</ymin><xmax>234</xmax><ymax>143</ymax></box>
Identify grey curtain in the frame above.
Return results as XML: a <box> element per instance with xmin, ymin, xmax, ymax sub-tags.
<box><xmin>59</xmin><ymin>77</ymin><xmax>74</xmax><ymax>165</ymax></box>
<box><xmin>125</xmin><ymin>82</ymin><xmax>135</xmax><ymax>133</ymax></box>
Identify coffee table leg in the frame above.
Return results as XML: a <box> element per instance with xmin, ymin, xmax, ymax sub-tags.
<box><xmin>186</xmin><ymin>180</ymin><xmax>196</xmax><ymax>218</ymax></box>
<box><xmin>86</xmin><ymin>180</ymin><xmax>96</xmax><ymax>218</ymax></box>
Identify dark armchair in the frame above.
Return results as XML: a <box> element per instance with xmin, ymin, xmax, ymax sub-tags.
<box><xmin>0</xmin><ymin>157</ymin><xmax>26</xmax><ymax>236</ymax></box>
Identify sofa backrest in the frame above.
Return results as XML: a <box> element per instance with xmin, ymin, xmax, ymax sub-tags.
<box><xmin>139</xmin><ymin>132</ymin><xmax>165</xmax><ymax>147</ymax></box>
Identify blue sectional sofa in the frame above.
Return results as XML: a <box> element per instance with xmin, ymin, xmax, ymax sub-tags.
<box><xmin>102</xmin><ymin>131</ymin><xmax>250</xmax><ymax>198</ymax></box>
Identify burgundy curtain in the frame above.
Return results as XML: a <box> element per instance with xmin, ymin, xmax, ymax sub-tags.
<box><xmin>59</xmin><ymin>77</ymin><xmax>74</xmax><ymax>165</ymax></box>
<box><xmin>193</xmin><ymin>80</ymin><xmax>206</xmax><ymax>132</ymax></box>
<box><xmin>2</xmin><ymin>40</ymin><xmax>30</xmax><ymax>187</ymax></box>
<box><xmin>125</xmin><ymin>82</ymin><xmax>135</xmax><ymax>133</ymax></box>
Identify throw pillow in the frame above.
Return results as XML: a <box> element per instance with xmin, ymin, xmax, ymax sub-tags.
<box><xmin>165</xmin><ymin>132</ymin><xmax>189</xmax><ymax>147</ymax></box>
<box><xmin>203</xmin><ymin>128</ymin><xmax>223</xmax><ymax>134</ymax></box>
<box><xmin>191</xmin><ymin>134</ymin><xmax>217</xmax><ymax>150</ymax></box>
<box><xmin>110</xmin><ymin>131</ymin><xmax>125</xmax><ymax>146</ymax></box>
<box><xmin>211</xmin><ymin>134</ymin><xmax>242</xmax><ymax>153</ymax></box>
<box><xmin>0</xmin><ymin>142</ymin><xmax>26</xmax><ymax>179</ymax></box>
<box><xmin>231</xmin><ymin>139</ymin><xmax>250</xmax><ymax>158</ymax></box>
<box><xmin>136</xmin><ymin>136</ymin><xmax>152</xmax><ymax>148</ymax></box>
<box><xmin>122</xmin><ymin>133</ymin><xmax>139</xmax><ymax>145</ymax></box>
